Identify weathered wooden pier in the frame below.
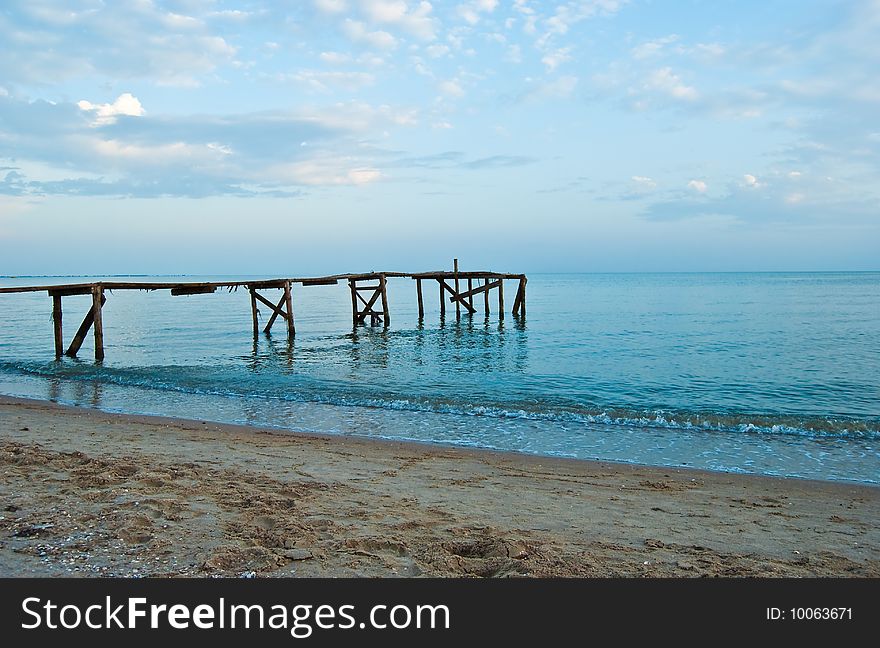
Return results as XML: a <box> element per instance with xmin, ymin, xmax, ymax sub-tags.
<box><xmin>0</xmin><ymin>260</ymin><xmax>527</xmax><ymax>360</ymax></box>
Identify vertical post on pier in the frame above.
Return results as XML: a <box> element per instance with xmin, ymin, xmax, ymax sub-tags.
<box><xmin>283</xmin><ymin>280</ymin><xmax>295</xmax><ymax>339</ymax></box>
<box><xmin>512</xmin><ymin>276</ymin><xmax>527</xmax><ymax>318</ymax></box>
<box><xmin>439</xmin><ymin>279</ymin><xmax>446</xmax><ymax>318</ymax></box>
<box><xmin>92</xmin><ymin>285</ymin><xmax>104</xmax><ymax>361</ymax></box>
<box><xmin>249</xmin><ymin>288</ymin><xmax>259</xmax><ymax>337</ymax></box>
<box><xmin>349</xmin><ymin>279</ymin><xmax>358</xmax><ymax>326</ymax></box>
<box><xmin>416</xmin><ymin>278</ymin><xmax>424</xmax><ymax>319</ymax></box>
<box><xmin>453</xmin><ymin>258</ymin><xmax>460</xmax><ymax>317</ymax></box>
<box><xmin>498</xmin><ymin>280</ymin><xmax>504</xmax><ymax>320</ymax></box>
<box><xmin>467</xmin><ymin>278</ymin><xmax>473</xmax><ymax>313</ymax></box>
<box><xmin>379</xmin><ymin>273</ymin><xmax>390</xmax><ymax>325</ymax></box>
<box><xmin>483</xmin><ymin>279</ymin><xmax>490</xmax><ymax>315</ymax></box>
<box><xmin>52</xmin><ymin>294</ymin><xmax>63</xmax><ymax>358</ymax></box>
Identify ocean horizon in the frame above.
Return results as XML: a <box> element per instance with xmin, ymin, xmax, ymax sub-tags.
<box><xmin>1</xmin><ymin>271</ymin><xmax>877</xmax><ymax>484</ymax></box>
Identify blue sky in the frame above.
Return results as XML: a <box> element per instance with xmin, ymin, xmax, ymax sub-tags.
<box><xmin>1</xmin><ymin>0</ymin><xmax>878</xmax><ymax>274</ymax></box>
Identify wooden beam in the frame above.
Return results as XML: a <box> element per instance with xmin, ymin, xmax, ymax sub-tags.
<box><xmin>512</xmin><ymin>276</ymin><xmax>527</xmax><ymax>317</ymax></box>
<box><xmin>467</xmin><ymin>278</ymin><xmax>473</xmax><ymax>312</ymax></box>
<box><xmin>171</xmin><ymin>286</ymin><xmax>216</xmax><ymax>296</ymax></box>
<box><xmin>354</xmin><ymin>284</ymin><xmax>381</xmax><ymax>291</ymax></box>
<box><xmin>283</xmin><ymin>280</ymin><xmax>295</xmax><ymax>338</ymax></box>
<box><xmin>348</xmin><ymin>280</ymin><xmax>358</xmax><ymax>326</ymax></box>
<box><xmin>299</xmin><ymin>278</ymin><xmax>338</xmax><ymax>286</ymax></box>
<box><xmin>263</xmin><ymin>292</ymin><xmax>288</xmax><ymax>333</ymax></box>
<box><xmin>356</xmin><ymin>287</ymin><xmax>383</xmax><ymax>323</ymax></box>
<box><xmin>498</xmin><ymin>279</ymin><xmax>504</xmax><ymax>320</ymax></box>
<box><xmin>380</xmin><ymin>273</ymin><xmax>390</xmax><ymax>325</ymax></box>
<box><xmin>449</xmin><ymin>279</ymin><xmax>500</xmax><ymax>302</ymax></box>
<box><xmin>416</xmin><ymin>278</ymin><xmax>424</xmax><ymax>319</ymax></box>
<box><xmin>52</xmin><ymin>295</ymin><xmax>63</xmax><ymax>358</ymax></box>
<box><xmin>438</xmin><ymin>279</ymin><xmax>445</xmax><ymax>317</ymax></box>
<box><xmin>440</xmin><ymin>280</ymin><xmax>477</xmax><ymax>314</ymax></box>
<box><xmin>453</xmin><ymin>258</ymin><xmax>460</xmax><ymax>317</ymax></box>
<box><xmin>483</xmin><ymin>278</ymin><xmax>490</xmax><ymax>315</ymax></box>
<box><xmin>66</xmin><ymin>294</ymin><xmax>105</xmax><ymax>357</ymax></box>
<box><xmin>48</xmin><ymin>287</ymin><xmax>92</xmax><ymax>297</ymax></box>
<box><xmin>250</xmin><ymin>289</ymin><xmax>259</xmax><ymax>337</ymax></box>
<box><xmin>91</xmin><ymin>286</ymin><xmax>104</xmax><ymax>361</ymax></box>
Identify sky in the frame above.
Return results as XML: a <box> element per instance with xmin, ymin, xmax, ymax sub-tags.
<box><xmin>0</xmin><ymin>0</ymin><xmax>878</xmax><ymax>275</ymax></box>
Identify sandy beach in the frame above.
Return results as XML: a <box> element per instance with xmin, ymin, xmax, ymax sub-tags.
<box><xmin>0</xmin><ymin>395</ymin><xmax>877</xmax><ymax>577</ymax></box>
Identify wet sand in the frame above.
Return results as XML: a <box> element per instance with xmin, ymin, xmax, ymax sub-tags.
<box><xmin>1</xmin><ymin>395</ymin><xmax>877</xmax><ymax>577</ymax></box>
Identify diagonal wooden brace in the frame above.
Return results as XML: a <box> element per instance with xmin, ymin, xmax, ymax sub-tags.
<box><xmin>355</xmin><ymin>287</ymin><xmax>383</xmax><ymax>323</ymax></box>
<box><xmin>66</xmin><ymin>293</ymin><xmax>106</xmax><ymax>357</ymax></box>
<box><xmin>439</xmin><ymin>280</ymin><xmax>477</xmax><ymax>314</ymax></box>
<box><xmin>449</xmin><ymin>279</ymin><xmax>501</xmax><ymax>303</ymax></box>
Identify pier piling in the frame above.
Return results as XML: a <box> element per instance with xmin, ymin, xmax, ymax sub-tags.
<box><xmin>52</xmin><ymin>294</ymin><xmax>63</xmax><ymax>358</ymax></box>
<box><xmin>91</xmin><ymin>286</ymin><xmax>104</xmax><ymax>361</ymax></box>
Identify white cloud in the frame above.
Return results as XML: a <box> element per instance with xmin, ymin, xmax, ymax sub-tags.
<box><xmin>631</xmin><ymin>175</ymin><xmax>656</xmax><ymax>190</ymax></box>
<box><xmin>743</xmin><ymin>174</ymin><xmax>761</xmax><ymax>188</ymax></box>
<box><xmin>439</xmin><ymin>79</ymin><xmax>465</xmax><ymax>97</ymax></box>
<box><xmin>687</xmin><ymin>179</ymin><xmax>707</xmax><ymax>192</ymax></box>
<box><xmin>89</xmin><ymin>138</ymin><xmax>207</xmax><ymax>164</ymax></box>
<box><xmin>285</xmin><ymin>70</ymin><xmax>376</xmax><ymax>92</ymax></box>
<box><xmin>343</xmin><ymin>19</ymin><xmax>398</xmax><ymax>49</ymax></box>
<box><xmin>535</xmin><ymin>0</ymin><xmax>629</xmax><ymax>49</ymax></box>
<box><xmin>359</xmin><ymin>0</ymin><xmax>437</xmax><ymax>41</ymax></box>
<box><xmin>522</xmin><ymin>75</ymin><xmax>578</xmax><ymax>101</ymax></box>
<box><xmin>426</xmin><ymin>44</ymin><xmax>450</xmax><ymax>58</ymax></box>
<box><xmin>319</xmin><ymin>51</ymin><xmax>351</xmax><ymax>64</ymax></box>
<box><xmin>541</xmin><ymin>47</ymin><xmax>573</xmax><ymax>72</ymax></box>
<box><xmin>692</xmin><ymin>42</ymin><xmax>725</xmax><ymax>59</ymax></box>
<box><xmin>631</xmin><ymin>35</ymin><xmax>679</xmax><ymax>60</ymax></box>
<box><xmin>457</xmin><ymin>0</ymin><xmax>499</xmax><ymax>24</ymax></box>
<box><xmin>77</xmin><ymin>93</ymin><xmax>145</xmax><ymax>126</ymax></box>
<box><xmin>271</xmin><ymin>159</ymin><xmax>382</xmax><ymax>185</ymax></box>
<box><xmin>207</xmin><ymin>10</ymin><xmax>253</xmax><ymax>21</ymax></box>
<box><xmin>315</xmin><ymin>0</ymin><xmax>349</xmax><ymax>13</ymax></box>
<box><xmin>645</xmin><ymin>67</ymin><xmax>698</xmax><ymax>101</ymax></box>
<box><xmin>303</xmin><ymin>101</ymin><xmax>419</xmax><ymax>130</ymax></box>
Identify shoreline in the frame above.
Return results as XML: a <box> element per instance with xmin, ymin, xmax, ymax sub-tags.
<box><xmin>1</xmin><ymin>395</ymin><xmax>878</xmax><ymax>577</ymax></box>
<box><xmin>0</xmin><ymin>394</ymin><xmax>870</xmax><ymax>488</ymax></box>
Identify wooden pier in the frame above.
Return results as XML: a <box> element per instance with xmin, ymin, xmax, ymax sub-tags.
<box><xmin>0</xmin><ymin>260</ymin><xmax>527</xmax><ymax>360</ymax></box>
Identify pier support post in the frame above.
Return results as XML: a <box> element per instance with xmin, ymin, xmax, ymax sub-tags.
<box><xmin>467</xmin><ymin>278</ymin><xmax>474</xmax><ymax>313</ymax></box>
<box><xmin>513</xmin><ymin>276</ymin><xmax>527</xmax><ymax>318</ymax></box>
<box><xmin>483</xmin><ymin>279</ymin><xmax>490</xmax><ymax>315</ymax></box>
<box><xmin>453</xmin><ymin>258</ymin><xmax>460</xmax><ymax>317</ymax></box>
<box><xmin>52</xmin><ymin>295</ymin><xmax>63</xmax><ymax>358</ymax></box>
<box><xmin>250</xmin><ymin>289</ymin><xmax>259</xmax><ymax>337</ymax></box>
<box><xmin>251</xmin><ymin>286</ymin><xmax>295</xmax><ymax>337</ymax></box>
<box><xmin>379</xmin><ymin>274</ymin><xmax>390</xmax><ymax>325</ymax></box>
<box><xmin>349</xmin><ymin>280</ymin><xmax>358</xmax><ymax>326</ymax></box>
<box><xmin>498</xmin><ymin>280</ymin><xmax>504</xmax><ymax>320</ymax></box>
<box><xmin>416</xmin><ymin>278</ymin><xmax>424</xmax><ymax>319</ymax></box>
<box><xmin>350</xmin><ymin>276</ymin><xmax>388</xmax><ymax>326</ymax></box>
<box><xmin>283</xmin><ymin>280</ymin><xmax>295</xmax><ymax>339</ymax></box>
<box><xmin>92</xmin><ymin>285</ymin><xmax>104</xmax><ymax>361</ymax></box>
<box><xmin>65</xmin><ymin>291</ymin><xmax>105</xmax><ymax>357</ymax></box>
<box><xmin>439</xmin><ymin>280</ymin><xmax>446</xmax><ymax>318</ymax></box>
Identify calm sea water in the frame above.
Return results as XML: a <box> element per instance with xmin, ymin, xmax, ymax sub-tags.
<box><xmin>0</xmin><ymin>273</ymin><xmax>877</xmax><ymax>483</ymax></box>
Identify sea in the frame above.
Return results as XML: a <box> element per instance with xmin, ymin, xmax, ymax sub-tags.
<box><xmin>0</xmin><ymin>272</ymin><xmax>877</xmax><ymax>484</ymax></box>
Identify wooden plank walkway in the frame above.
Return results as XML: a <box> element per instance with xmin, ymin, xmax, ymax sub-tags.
<box><xmin>0</xmin><ymin>260</ymin><xmax>527</xmax><ymax>360</ymax></box>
